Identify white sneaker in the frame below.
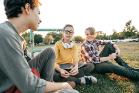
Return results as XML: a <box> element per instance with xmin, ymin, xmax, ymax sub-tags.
<box><xmin>80</xmin><ymin>75</ymin><xmax>97</xmax><ymax>85</ymax></box>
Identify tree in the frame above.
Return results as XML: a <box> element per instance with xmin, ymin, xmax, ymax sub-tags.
<box><xmin>122</xmin><ymin>20</ymin><xmax>138</xmax><ymax>38</ymax></box>
<box><xmin>44</xmin><ymin>34</ymin><xmax>53</xmax><ymax>45</ymax></box>
<box><xmin>34</xmin><ymin>34</ymin><xmax>43</xmax><ymax>45</ymax></box>
<box><xmin>111</xmin><ymin>31</ymin><xmax>119</xmax><ymax>39</ymax></box>
<box><xmin>96</xmin><ymin>34</ymin><xmax>109</xmax><ymax>40</ymax></box>
<box><xmin>73</xmin><ymin>36</ymin><xmax>84</xmax><ymax>43</ymax></box>
<box><xmin>47</xmin><ymin>32</ymin><xmax>62</xmax><ymax>44</ymax></box>
<box><xmin>137</xmin><ymin>32</ymin><xmax>139</xmax><ymax>38</ymax></box>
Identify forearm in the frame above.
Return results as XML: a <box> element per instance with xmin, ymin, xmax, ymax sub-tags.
<box><xmin>45</xmin><ymin>81</ymin><xmax>72</xmax><ymax>93</ymax></box>
<box><xmin>100</xmin><ymin>56</ymin><xmax>110</xmax><ymax>62</ymax></box>
<box><xmin>113</xmin><ymin>44</ymin><xmax>120</xmax><ymax>54</ymax></box>
<box><xmin>73</xmin><ymin>62</ymin><xmax>78</xmax><ymax>67</ymax></box>
<box><xmin>55</xmin><ymin>64</ymin><xmax>62</xmax><ymax>72</ymax></box>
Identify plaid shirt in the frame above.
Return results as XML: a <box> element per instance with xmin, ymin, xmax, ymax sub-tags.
<box><xmin>81</xmin><ymin>40</ymin><xmax>107</xmax><ymax>63</ymax></box>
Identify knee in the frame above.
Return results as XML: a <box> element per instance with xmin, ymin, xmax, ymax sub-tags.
<box><xmin>44</xmin><ymin>47</ymin><xmax>54</xmax><ymax>53</ymax></box>
<box><xmin>44</xmin><ymin>48</ymin><xmax>55</xmax><ymax>56</ymax></box>
<box><xmin>105</xmin><ymin>42</ymin><xmax>113</xmax><ymax>48</ymax></box>
<box><xmin>85</xmin><ymin>63</ymin><xmax>95</xmax><ymax>71</ymax></box>
<box><xmin>105</xmin><ymin>43</ymin><xmax>116</xmax><ymax>53</ymax></box>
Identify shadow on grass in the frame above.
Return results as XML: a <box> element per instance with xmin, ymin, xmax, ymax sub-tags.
<box><xmin>76</xmin><ymin>74</ymin><xmax>139</xmax><ymax>93</ymax></box>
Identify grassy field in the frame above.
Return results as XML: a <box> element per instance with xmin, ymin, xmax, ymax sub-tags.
<box><xmin>32</xmin><ymin>42</ymin><xmax>139</xmax><ymax>93</ymax></box>
<box><xmin>76</xmin><ymin>42</ymin><xmax>139</xmax><ymax>93</ymax></box>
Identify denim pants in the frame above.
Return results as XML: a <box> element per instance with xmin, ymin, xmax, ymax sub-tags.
<box><xmin>53</xmin><ymin>63</ymin><xmax>95</xmax><ymax>82</ymax></box>
<box><xmin>28</xmin><ymin>48</ymin><xmax>55</xmax><ymax>81</ymax></box>
<box><xmin>16</xmin><ymin>48</ymin><xmax>80</xmax><ymax>93</ymax></box>
<box><xmin>93</xmin><ymin>43</ymin><xmax>139</xmax><ymax>81</ymax></box>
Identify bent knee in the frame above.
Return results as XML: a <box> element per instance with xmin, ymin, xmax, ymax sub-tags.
<box><xmin>85</xmin><ymin>63</ymin><xmax>95</xmax><ymax>70</ymax></box>
<box><xmin>44</xmin><ymin>47</ymin><xmax>55</xmax><ymax>54</ymax></box>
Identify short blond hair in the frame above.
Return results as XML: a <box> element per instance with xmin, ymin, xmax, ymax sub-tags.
<box><xmin>85</xmin><ymin>27</ymin><xmax>96</xmax><ymax>35</ymax></box>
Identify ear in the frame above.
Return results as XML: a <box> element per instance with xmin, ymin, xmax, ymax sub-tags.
<box><xmin>94</xmin><ymin>33</ymin><xmax>97</xmax><ymax>37</ymax></box>
<box><xmin>24</xmin><ymin>3</ymin><xmax>31</xmax><ymax>15</ymax></box>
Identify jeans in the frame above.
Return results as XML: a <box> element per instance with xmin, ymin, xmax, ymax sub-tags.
<box><xmin>93</xmin><ymin>43</ymin><xmax>139</xmax><ymax>81</ymax></box>
<box><xmin>53</xmin><ymin>63</ymin><xmax>95</xmax><ymax>82</ymax></box>
<box><xmin>28</xmin><ymin>48</ymin><xmax>55</xmax><ymax>81</ymax></box>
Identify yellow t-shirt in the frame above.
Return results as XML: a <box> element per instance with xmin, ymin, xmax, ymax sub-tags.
<box><xmin>54</xmin><ymin>41</ymin><xmax>79</xmax><ymax>68</ymax></box>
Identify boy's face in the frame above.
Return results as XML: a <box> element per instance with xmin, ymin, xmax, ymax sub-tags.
<box><xmin>27</xmin><ymin>6</ymin><xmax>41</xmax><ymax>31</ymax></box>
<box><xmin>85</xmin><ymin>30</ymin><xmax>96</xmax><ymax>41</ymax></box>
<box><xmin>63</xmin><ymin>26</ymin><xmax>74</xmax><ymax>40</ymax></box>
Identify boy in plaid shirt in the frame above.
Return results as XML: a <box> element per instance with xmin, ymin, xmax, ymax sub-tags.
<box><xmin>81</xmin><ymin>27</ymin><xmax>139</xmax><ymax>81</ymax></box>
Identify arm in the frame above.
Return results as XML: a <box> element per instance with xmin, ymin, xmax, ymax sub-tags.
<box><xmin>54</xmin><ymin>42</ymin><xmax>70</xmax><ymax>78</ymax></box>
<box><xmin>45</xmin><ymin>81</ymin><xmax>72</xmax><ymax>93</ymax></box>
<box><xmin>0</xmin><ymin>35</ymin><xmax>46</xmax><ymax>93</ymax></box>
<box><xmin>100</xmin><ymin>43</ymin><xmax>120</xmax><ymax>62</ymax></box>
<box><xmin>100</xmin><ymin>53</ymin><xmax>117</xmax><ymax>62</ymax></box>
<box><xmin>113</xmin><ymin>44</ymin><xmax>120</xmax><ymax>55</ymax></box>
<box><xmin>81</xmin><ymin>45</ymin><xmax>92</xmax><ymax>62</ymax></box>
<box><xmin>69</xmin><ymin>44</ymin><xmax>79</xmax><ymax>76</ymax></box>
<box><xmin>55</xmin><ymin>63</ymin><xmax>70</xmax><ymax>78</ymax></box>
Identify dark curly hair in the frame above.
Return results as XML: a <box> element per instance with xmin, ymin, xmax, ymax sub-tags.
<box><xmin>4</xmin><ymin>0</ymin><xmax>40</xmax><ymax>18</ymax></box>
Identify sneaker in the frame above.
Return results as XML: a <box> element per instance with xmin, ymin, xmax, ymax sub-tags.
<box><xmin>79</xmin><ymin>76</ymin><xmax>97</xmax><ymax>85</ymax></box>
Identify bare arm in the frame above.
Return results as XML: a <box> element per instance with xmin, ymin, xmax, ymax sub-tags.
<box><xmin>100</xmin><ymin>53</ymin><xmax>117</xmax><ymax>62</ymax></box>
<box><xmin>45</xmin><ymin>81</ymin><xmax>72</xmax><ymax>93</ymax></box>
<box><xmin>55</xmin><ymin>63</ymin><xmax>70</xmax><ymax>78</ymax></box>
<box><xmin>113</xmin><ymin>44</ymin><xmax>120</xmax><ymax>55</ymax></box>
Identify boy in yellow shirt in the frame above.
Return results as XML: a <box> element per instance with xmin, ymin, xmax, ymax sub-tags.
<box><xmin>53</xmin><ymin>24</ymin><xmax>97</xmax><ymax>86</ymax></box>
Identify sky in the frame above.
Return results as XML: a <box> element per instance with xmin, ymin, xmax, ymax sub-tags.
<box><xmin>0</xmin><ymin>0</ymin><xmax>139</xmax><ymax>37</ymax></box>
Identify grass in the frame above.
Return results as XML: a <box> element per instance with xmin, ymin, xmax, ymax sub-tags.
<box><xmin>32</xmin><ymin>42</ymin><xmax>139</xmax><ymax>93</ymax></box>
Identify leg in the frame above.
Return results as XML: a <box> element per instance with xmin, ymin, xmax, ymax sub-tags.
<box><xmin>93</xmin><ymin>62</ymin><xmax>117</xmax><ymax>74</ymax></box>
<box><xmin>28</xmin><ymin>48</ymin><xmax>55</xmax><ymax>81</ymax></box>
<box><xmin>54</xmin><ymin>63</ymin><xmax>95</xmax><ymax>81</ymax></box>
<box><xmin>76</xmin><ymin>63</ymin><xmax>95</xmax><ymax>77</ymax></box>
<box><xmin>99</xmin><ymin>43</ymin><xmax>129</xmax><ymax>68</ymax></box>
<box><xmin>99</xmin><ymin>42</ymin><xmax>115</xmax><ymax>57</ymax></box>
<box><xmin>93</xmin><ymin>62</ymin><xmax>139</xmax><ymax>81</ymax></box>
<box><xmin>53</xmin><ymin>70</ymin><xmax>78</xmax><ymax>82</ymax></box>
<box><xmin>53</xmin><ymin>63</ymin><xmax>97</xmax><ymax>86</ymax></box>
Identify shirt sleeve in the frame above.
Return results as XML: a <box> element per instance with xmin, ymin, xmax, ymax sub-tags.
<box><xmin>0</xmin><ymin>33</ymin><xmax>46</xmax><ymax>93</ymax></box>
<box><xmin>81</xmin><ymin>44</ymin><xmax>92</xmax><ymax>62</ymax></box>
<box><xmin>82</xmin><ymin>43</ymin><xmax>100</xmax><ymax>63</ymax></box>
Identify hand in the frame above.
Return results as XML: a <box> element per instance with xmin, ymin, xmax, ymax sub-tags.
<box><xmin>69</xmin><ymin>65</ymin><xmax>79</xmax><ymax>76</ymax></box>
<box><xmin>109</xmin><ymin>53</ymin><xmax>117</xmax><ymax>60</ymax></box>
<box><xmin>113</xmin><ymin>44</ymin><xmax>120</xmax><ymax>55</ymax></box>
<box><xmin>60</xmin><ymin>69</ymin><xmax>70</xmax><ymax>78</ymax></box>
<box><xmin>115</xmin><ymin>49</ymin><xmax>120</xmax><ymax>56</ymax></box>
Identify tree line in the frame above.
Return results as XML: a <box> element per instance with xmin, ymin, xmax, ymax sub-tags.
<box><xmin>22</xmin><ymin>20</ymin><xmax>139</xmax><ymax>45</ymax></box>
